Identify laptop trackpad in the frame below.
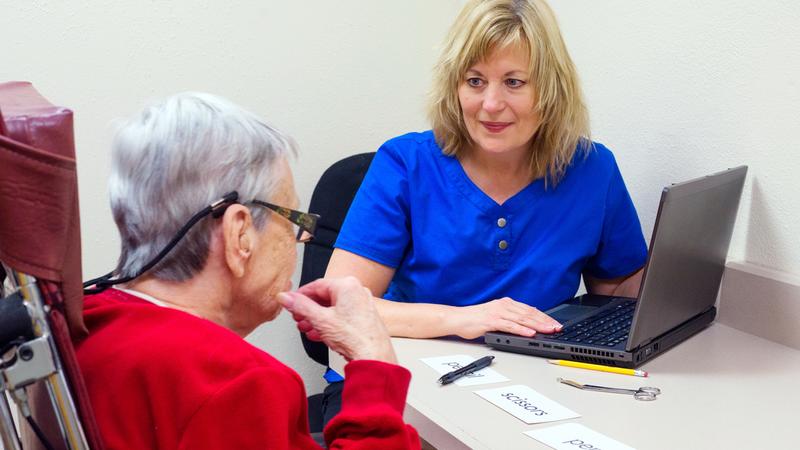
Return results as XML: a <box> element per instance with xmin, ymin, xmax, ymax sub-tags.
<box><xmin>544</xmin><ymin>295</ymin><xmax>620</xmax><ymax>324</ymax></box>
<box><xmin>545</xmin><ymin>303</ymin><xmax>598</xmax><ymax>323</ymax></box>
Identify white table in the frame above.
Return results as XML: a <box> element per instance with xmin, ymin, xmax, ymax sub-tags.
<box><xmin>387</xmin><ymin>324</ymin><xmax>800</xmax><ymax>449</ymax></box>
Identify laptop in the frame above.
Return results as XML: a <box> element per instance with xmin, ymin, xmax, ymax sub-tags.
<box><xmin>485</xmin><ymin>166</ymin><xmax>748</xmax><ymax>368</ymax></box>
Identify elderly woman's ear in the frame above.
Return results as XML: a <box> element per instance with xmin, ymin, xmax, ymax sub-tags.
<box><xmin>221</xmin><ymin>204</ymin><xmax>255</xmax><ymax>278</ymax></box>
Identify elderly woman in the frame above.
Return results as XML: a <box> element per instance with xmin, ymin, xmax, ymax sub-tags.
<box><xmin>76</xmin><ymin>93</ymin><xmax>420</xmax><ymax>449</ymax></box>
<box><xmin>320</xmin><ymin>0</ymin><xmax>648</xmax><ymax>417</ymax></box>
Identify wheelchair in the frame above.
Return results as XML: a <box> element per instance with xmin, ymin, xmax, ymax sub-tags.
<box><xmin>0</xmin><ymin>81</ymin><xmax>103</xmax><ymax>450</ymax></box>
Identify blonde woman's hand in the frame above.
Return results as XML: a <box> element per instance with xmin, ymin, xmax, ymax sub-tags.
<box><xmin>455</xmin><ymin>297</ymin><xmax>562</xmax><ymax>339</ymax></box>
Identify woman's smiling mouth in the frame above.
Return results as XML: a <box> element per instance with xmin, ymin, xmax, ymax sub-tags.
<box><xmin>480</xmin><ymin>121</ymin><xmax>512</xmax><ymax>133</ymax></box>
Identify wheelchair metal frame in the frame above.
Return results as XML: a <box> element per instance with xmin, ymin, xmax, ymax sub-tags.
<box><xmin>1</xmin><ymin>265</ymin><xmax>89</xmax><ymax>450</ymax></box>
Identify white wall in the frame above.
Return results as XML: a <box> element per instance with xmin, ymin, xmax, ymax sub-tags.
<box><xmin>549</xmin><ymin>1</ymin><xmax>800</xmax><ymax>275</ymax></box>
<box><xmin>2</xmin><ymin>0</ymin><xmax>464</xmax><ymax>395</ymax></box>
<box><xmin>2</xmin><ymin>0</ymin><xmax>798</xmax><ymax>395</ymax></box>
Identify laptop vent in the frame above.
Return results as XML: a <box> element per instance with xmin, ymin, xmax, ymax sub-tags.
<box><xmin>572</xmin><ymin>355</ymin><xmax>616</xmax><ymax>365</ymax></box>
<box><xmin>570</xmin><ymin>347</ymin><xmax>615</xmax><ymax>358</ymax></box>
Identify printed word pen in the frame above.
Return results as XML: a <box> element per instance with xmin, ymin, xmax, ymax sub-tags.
<box><xmin>547</xmin><ymin>359</ymin><xmax>648</xmax><ymax>377</ymax></box>
<box><xmin>438</xmin><ymin>356</ymin><xmax>495</xmax><ymax>385</ymax></box>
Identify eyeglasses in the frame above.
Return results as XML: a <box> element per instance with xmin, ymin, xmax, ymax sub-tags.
<box><xmin>250</xmin><ymin>200</ymin><xmax>320</xmax><ymax>243</ymax></box>
<box><xmin>83</xmin><ymin>191</ymin><xmax>319</xmax><ymax>294</ymax></box>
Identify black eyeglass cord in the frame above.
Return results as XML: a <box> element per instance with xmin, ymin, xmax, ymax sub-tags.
<box><xmin>82</xmin><ymin>192</ymin><xmax>239</xmax><ymax>294</ymax></box>
<box><xmin>25</xmin><ymin>410</ymin><xmax>56</xmax><ymax>450</ymax></box>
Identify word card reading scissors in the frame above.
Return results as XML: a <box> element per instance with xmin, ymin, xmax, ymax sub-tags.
<box><xmin>557</xmin><ymin>378</ymin><xmax>661</xmax><ymax>401</ymax></box>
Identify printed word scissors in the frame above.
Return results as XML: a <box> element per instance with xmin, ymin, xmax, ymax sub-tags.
<box><xmin>557</xmin><ymin>377</ymin><xmax>661</xmax><ymax>401</ymax></box>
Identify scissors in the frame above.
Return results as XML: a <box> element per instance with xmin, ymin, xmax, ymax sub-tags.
<box><xmin>557</xmin><ymin>377</ymin><xmax>661</xmax><ymax>401</ymax></box>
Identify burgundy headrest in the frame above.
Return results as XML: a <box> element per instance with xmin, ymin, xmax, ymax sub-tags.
<box><xmin>0</xmin><ymin>81</ymin><xmax>87</xmax><ymax>338</ymax></box>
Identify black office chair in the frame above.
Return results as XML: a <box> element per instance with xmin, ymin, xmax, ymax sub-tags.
<box><xmin>300</xmin><ymin>152</ymin><xmax>375</xmax><ymax>434</ymax></box>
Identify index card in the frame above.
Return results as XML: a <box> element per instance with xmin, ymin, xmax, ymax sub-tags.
<box><xmin>525</xmin><ymin>423</ymin><xmax>636</xmax><ymax>450</ymax></box>
<box><xmin>474</xmin><ymin>384</ymin><xmax>580</xmax><ymax>424</ymax></box>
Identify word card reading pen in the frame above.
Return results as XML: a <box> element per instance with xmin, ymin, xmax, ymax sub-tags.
<box><xmin>438</xmin><ymin>356</ymin><xmax>495</xmax><ymax>385</ymax></box>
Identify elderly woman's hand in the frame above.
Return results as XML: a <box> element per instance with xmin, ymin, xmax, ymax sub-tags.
<box><xmin>278</xmin><ymin>277</ymin><xmax>397</xmax><ymax>364</ymax></box>
<box><xmin>455</xmin><ymin>297</ymin><xmax>563</xmax><ymax>340</ymax></box>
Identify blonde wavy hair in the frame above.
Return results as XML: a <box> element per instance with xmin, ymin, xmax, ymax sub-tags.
<box><xmin>428</xmin><ymin>0</ymin><xmax>590</xmax><ymax>186</ymax></box>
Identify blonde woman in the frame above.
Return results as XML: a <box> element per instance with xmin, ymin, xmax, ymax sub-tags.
<box><xmin>327</xmin><ymin>0</ymin><xmax>646</xmax><ymax>346</ymax></box>
<box><xmin>336</xmin><ymin>0</ymin><xmax>646</xmax><ymax>340</ymax></box>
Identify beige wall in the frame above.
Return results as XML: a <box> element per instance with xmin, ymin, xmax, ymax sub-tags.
<box><xmin>2</xmin><ymin>0</ymin><xmax>798</xmax><ymax>395</ymax></box>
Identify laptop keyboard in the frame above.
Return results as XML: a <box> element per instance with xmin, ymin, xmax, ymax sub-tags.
<box><xmin>547</xmin><ymin>301</ymin><xmax>636</xmax><ymax>347</ymax></box>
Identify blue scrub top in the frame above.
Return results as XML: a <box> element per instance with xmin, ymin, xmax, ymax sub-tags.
<box><xmin>335</xmin><ymin>131</ymin><xmax>647</xmax><ymax>311</ymax></box>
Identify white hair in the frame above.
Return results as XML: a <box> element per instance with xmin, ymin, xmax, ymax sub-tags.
<box><xmin>109</xmin><ymin>92</ymin><xmax>295</xmax><ymax>281</ymax></box>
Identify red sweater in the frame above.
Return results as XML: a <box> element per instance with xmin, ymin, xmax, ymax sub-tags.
<box><xmin>75</xmin><ymin>289</ymin><xmax>420</xmax><ymax>449</ymax></box>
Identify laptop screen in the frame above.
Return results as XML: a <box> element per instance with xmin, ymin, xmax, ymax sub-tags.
<box><xmin>627</xmin><ymin>166</ymin><xmax>747</xmax><ymax>350</ymax></box>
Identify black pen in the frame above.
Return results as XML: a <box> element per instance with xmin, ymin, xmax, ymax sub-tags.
<box><xmin>437</xmin><ymin>356</ymin><xmax>495</xmax><ymax>385</ymax></box>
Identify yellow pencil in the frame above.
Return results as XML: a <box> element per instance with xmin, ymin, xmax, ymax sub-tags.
<box><xmin>547</xmin><ymin>359</ymin><xmax>648</xmax><ymax>377</ymax></box>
